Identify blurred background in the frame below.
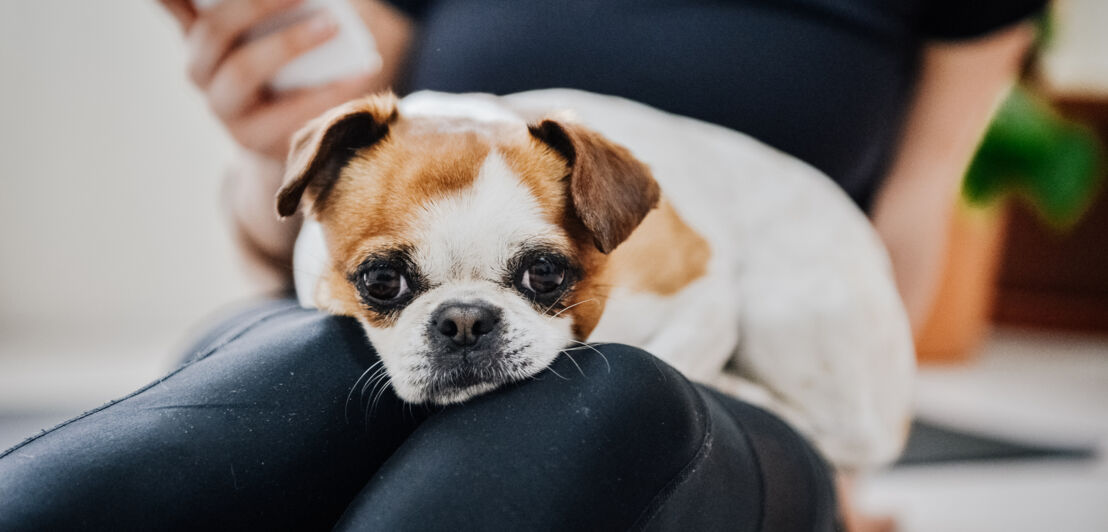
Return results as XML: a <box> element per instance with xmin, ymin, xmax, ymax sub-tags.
<box><xmin>1</xmin><ymin>1</ymin><xmax>1106</xmax><ymax>530</ymax></box>
<box><xmin>0</xmin><ymin>2</ymin><xmax>252</xmax><ymax>415</ymax></box>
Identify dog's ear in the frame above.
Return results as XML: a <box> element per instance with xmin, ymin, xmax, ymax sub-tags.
<box><xmin>276</xmin><ymin>92</ymin><xmax>399</xmax><ymax>218</ymax></box>
<box><xmin>529</xmin><ymin>119</ymin><xmax>660</xmax><ymax>254</ymax></box>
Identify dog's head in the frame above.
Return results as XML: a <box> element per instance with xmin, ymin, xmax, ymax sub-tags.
<box><xmin>277</xmin><ymin>92</ymin><xmax>659</xmax><ymax>404</ymax></box>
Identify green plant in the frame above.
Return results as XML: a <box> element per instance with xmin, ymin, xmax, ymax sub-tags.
<box><xmin>963</xmin><ymin>85</ymin><xmax>1104</xmax><ymax>228</ymax></box>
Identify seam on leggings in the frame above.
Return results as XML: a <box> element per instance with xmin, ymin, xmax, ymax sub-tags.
<box><xmin>724</xmin><ymin>397</ymin><xmax>769</xmax><ymax>532</ymax></box>
<box><xmin>184</xmin><ymin>300</ymin><xmax>301</xmax><ymax>360</ymax></box>
<box><xmin>0</xmin><ymin>304</ymin><xmax>303</xmax><ymax>459</ymax></box>
<box><xmin>628</xmin><ymin>380</ymin><xmax>715</xmax><ymax>531</ymax></box>
<box><xmin>734</xmin><ymin>399</ymin><xmax>833</xmax><ymax>531</ymax></box>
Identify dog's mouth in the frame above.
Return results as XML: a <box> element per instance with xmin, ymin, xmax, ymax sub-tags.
<box><xmin>418</xmin><ymin>346</ymin><xmax>540</xmax><ymax>404</ymax></box>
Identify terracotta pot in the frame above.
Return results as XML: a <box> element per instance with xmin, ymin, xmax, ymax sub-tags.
<box><xmin>914</xmin><ymin>200</ymin><xmax>1009</xmax><ymax>364</ymax></box>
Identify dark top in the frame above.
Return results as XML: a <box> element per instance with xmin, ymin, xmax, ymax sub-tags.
<box><xmin>385</xmin><ymin>0</ymin><xmax>1046</xmax><ymax>211</ymax></box>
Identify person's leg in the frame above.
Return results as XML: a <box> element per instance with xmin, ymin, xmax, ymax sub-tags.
<box><xmin>335</xmin><ymin>343</ymin><xmax>838</xmax><ymax>532</ymax></box>
<box><xmin>0</xmin><ymin>302</ymin><xmax>422</xmax><ymax>531</ymax></box>
<box><xmin>695</xmin><ymin>387</ymin><xmax>841</xmax><ymax>532</ymax></box>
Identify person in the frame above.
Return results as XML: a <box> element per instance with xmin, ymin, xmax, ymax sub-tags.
<box><xmin>0</xmin><ymin>0</ymin><xmax>1044</xmax><ymax>529</ymax></box>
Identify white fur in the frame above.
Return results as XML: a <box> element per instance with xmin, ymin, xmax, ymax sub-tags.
<box><xmin>399</xmin><ymin>91</ymin><xmax>521</xmax><ymax>124</ymax></box>
<box><xmin>295</xmin><ymin>90</ymin><xmax>916</xmax><ymax>470</ymax></box>
<box><xmin>293</xmin><ymin>218</ymin><xmax>328</xmax><ymax>309</ymax></box>
<box><xmin>407</xmin><ymin>153</ymin><xmax>557</xmax><ymax>284</ymax></box>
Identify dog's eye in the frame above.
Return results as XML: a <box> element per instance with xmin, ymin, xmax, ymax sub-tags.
<box><xmin>362</xmin><ymin>267</ymin><xmax>410</xmax><ymax>302</ymax></box>
<box><xmin>522</xmin><ymin>256</ymin><xmax>565</xmax><ymax>295</ymax></box>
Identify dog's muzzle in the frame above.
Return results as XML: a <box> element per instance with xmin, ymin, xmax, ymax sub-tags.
<box><xmin>427</xmin><ymin>301</ymin><xmax>505</xmax><ymax>366</ymax></box>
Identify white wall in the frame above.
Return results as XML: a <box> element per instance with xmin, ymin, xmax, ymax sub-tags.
<box><xmin>0</xmin><ymin>1</ymin><xmax>257</xmax><ymax>342</ymax></box>
<box><xmin>1042</xmin><ymin>0</ymin><xmax>1108</xmax><ymax>96</ymax></box>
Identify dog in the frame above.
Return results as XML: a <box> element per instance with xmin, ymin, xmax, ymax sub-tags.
<box><xmin>278</xmin><ymin>89</ymin><xmax>915</xmax><ymax>470</ymax></box>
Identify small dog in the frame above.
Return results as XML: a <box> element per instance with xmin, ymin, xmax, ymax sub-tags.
<box><xmin>279</xmin><ymin>89</ymin><xmax>915</xmax><ymax>469</ymax></box>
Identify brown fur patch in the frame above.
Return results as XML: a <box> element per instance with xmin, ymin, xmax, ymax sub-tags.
<box><xmin>278</xmin><ymin>93</ymin><xmax>399</xmax><ymax>217</ymax></box>
<box><xmin>498</xmin><ymin>138</ymin><xmax>572</xmax><ymax>219</ymax></box>
<box><xmin>562</xmin><ymin>245</ymin><xmax>610</xmax><ymax>339</ymax></box>
<box><xmin>528</xmin><ymin>119</ymin><xmax>660</xmax><ymax>254</ymax></box>
<box><xmin>555</xmin><ymin>200</ymin><xmax>710</xmax><ymax>340</ymax></box>
<box><xmin>605</xmin><ymin>199</ymin><xmax>711</xmax><ymax>296</ymax></box>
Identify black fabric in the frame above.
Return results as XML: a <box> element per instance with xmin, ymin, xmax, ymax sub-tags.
<box><xmin>0</xmin><ymin>302</ymin><xmax>419</xmax><ymax>530</ymax></box>
<box><xmin>0</xmin><ymin>303</ymin><xmax>835</xmax><ymax>531</ymax></box>
<box><xmin>919</xmin><ymin>0</ymin><xmax>1048</xmax><ymax>40</ymax></box>
<box><xmin>385</xmin><ymin>0</ymin><xmax>1045</xmax><ymax>211</ymax></box>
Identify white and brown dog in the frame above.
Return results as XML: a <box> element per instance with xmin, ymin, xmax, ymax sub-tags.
<box><xmin>279</xmin><ymin>89</ymin><xmax>915</xmax><ymax>470</ymax></box>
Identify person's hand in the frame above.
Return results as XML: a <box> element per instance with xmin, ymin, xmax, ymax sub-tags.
<box><xmin>159</xmin><ymin>0</ymin><xmax>376</xmax><ymax>161</ymax></box>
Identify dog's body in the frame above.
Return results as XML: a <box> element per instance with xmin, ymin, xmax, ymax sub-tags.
<box><xmin>284</xmin><ymin>89</ymin><xmax>915</xmax><ymax>469</ymax></box>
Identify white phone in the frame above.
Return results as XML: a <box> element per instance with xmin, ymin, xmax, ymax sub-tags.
<box><xmin>191</xmin><ymin>0</ymin><xmax>381</xmax><ymax>92</ymax></box>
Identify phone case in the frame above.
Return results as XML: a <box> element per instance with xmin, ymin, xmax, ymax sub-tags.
<box><xmin>191</xmin><ymin>0</ymin><xmax>381</xmax><ymax>92</ymax></box>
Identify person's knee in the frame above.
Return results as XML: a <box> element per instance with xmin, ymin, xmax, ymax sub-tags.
<box><xmin>537</xmin><ymin>342</ymin><xmax>709</xmax><ymax>465</ymax></box>
<box><xmin>339</xmin><ymin>343</ymin><xmax>714</xmax><ymax>531</ymax></box>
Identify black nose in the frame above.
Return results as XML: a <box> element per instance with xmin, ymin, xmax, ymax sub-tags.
<box><xmin>433</xmin><ymin>303</ymin><xmax>501</xmax><ymax>347</ymax></box>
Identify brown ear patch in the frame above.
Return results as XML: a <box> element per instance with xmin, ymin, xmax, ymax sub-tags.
<box><xmin>276</xmin><ymin>92</ymin><xmax>399</xmax><ymax>218</ymax></box>
<box><xmin>529</xmin><ymin>119</ymin><xmax>660</xmax><ymax>254</ymax></box>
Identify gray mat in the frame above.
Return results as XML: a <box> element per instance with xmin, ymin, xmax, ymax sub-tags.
<box><xmin>896</xmin><ymin>419</ymin><xmax>1096</xmax><ymax>466</ymax></box>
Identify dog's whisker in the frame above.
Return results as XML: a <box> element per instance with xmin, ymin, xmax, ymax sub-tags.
<box><xmin>360</xmin><ymin>365</ymin><xmax>389</xmax><ymax>399</ymax></box>
<box><xmin>345</xmin><ymin>361</ymin><xmax>385</xmax><ymax>423</ymax></box>
<box><xmin>363</xmin><ymin>374</ymin><xmax>390</xmax><ymax>412</ymax></box>
<box><xmin>560</xmin><ymin>345</ymin><xmax>601</xmax><ymax>355</ymax></box>
<box><xmin>561</xmin><ymin>350</ymin><xmax>586</xmax><ymax>377</ymax></box>
<box><xmin>551</xmin><ymin>298</ymin><xmax>598</xmax><ymax>319</ymax></box>
<box><xmin>360</xmin><ymin>367</ymin><xmax>391</xmax><ymax>412</ymax></box>
<box><xmin>363</xmin><ymin>381</ymin><xmax>390</xmax><ymax>430</ymax></box>
<box><xmin>364</xmin><ymin>374</ymin><xmax>392</xmax><ymax>428</ymax></box>
<box><xmin>540</xmin><ymin>291</ymin><xmax>570</xmax><ymax>315</ymax></box>
<box><xmin>369</xmin><ymin>377</ymin><xmax>393</xmax><ymax>419</ymax></box>
<box><xmin>347</xmin><ymin>364</ymin><xmax>377</xmax><ymax>403</ymax></box>
<box><xmin>546</xmin><ymin>364</ymin><xmax>570</xmax><ymax>381</ymax></box>
<box><xmin>566</xmin><ymin>340</ymin><xmax>612</xmax><ymax>374</ymax></box>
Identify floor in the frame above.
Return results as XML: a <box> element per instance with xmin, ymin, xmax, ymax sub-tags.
<box><xmin>857</xmin><ymin>328</ymin><xmax>1108</xmax><ymax>531</ymax></box>
<box><xmin>1</xmin><ymin>325</ymin><xmax>1106</xmax><ymax>530</ymax></box>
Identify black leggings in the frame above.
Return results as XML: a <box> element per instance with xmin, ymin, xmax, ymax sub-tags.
<box><xmin>0</xmin><ymin>299</ymin><xmax>837</xmax><ymax>531</ymax></box>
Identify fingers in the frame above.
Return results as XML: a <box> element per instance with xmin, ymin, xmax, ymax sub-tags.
<box><xmin>232</xmin><ymin>73</ymin><xmax>375</xmax><ymax>159</ymax></box>
<box><xmin>159</xmin><ymin>0</ymin><xmax>198</xmax><ymax>30</ymax></box>
<box><xmin>169</xmin><ymin>0</ymin><xmax>376</xmax><ymax>160</ymax></box>
<box><xmin>186</xmin><ymin>0</ymin><xmax>304</xmax><ymax>87</ymax></box>
<box><xmin>207</xmin><ymin>11</ymin><xmax>339</xmax><ymax>119</ymax></box>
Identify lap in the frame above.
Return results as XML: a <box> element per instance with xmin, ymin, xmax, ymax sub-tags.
<box><xmin>338</xmin><ymin>342</ymin><xmax>718</xmax><ymax>531</ymax></box>
<box><xmin>339</xmin><ymin>342</ymin><xmax>836</xmax><ymax>531</ymax></box>
<box><xmin>0</xmin><ymin>303</ymin><xmax>835</xmax><ymax>531</ymax></box>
